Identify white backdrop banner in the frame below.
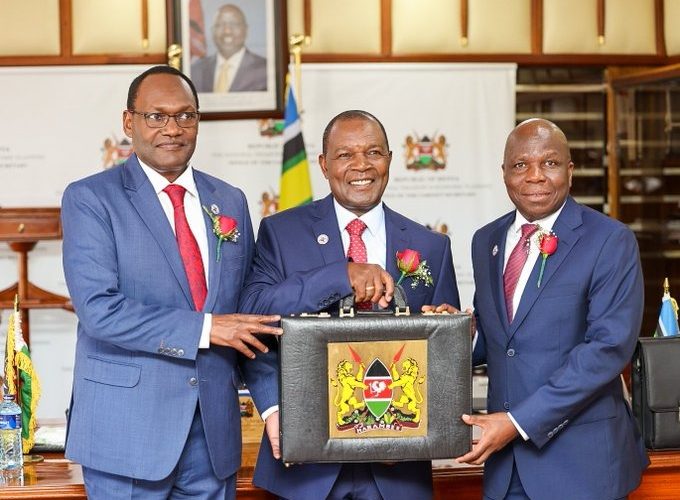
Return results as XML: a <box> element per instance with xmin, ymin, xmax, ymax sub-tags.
<box><xmin>0</xmin><ymin>63</ymin><xmax>514</xmax><ymax>417</ymax></box>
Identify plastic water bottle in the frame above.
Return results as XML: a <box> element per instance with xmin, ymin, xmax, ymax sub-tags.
<box><xmin>0</xmin><ymin>394</ymin><xmax>23</xmax><ymax>472</ymax></box>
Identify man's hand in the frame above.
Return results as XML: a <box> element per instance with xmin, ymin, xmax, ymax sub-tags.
<box><xmin>455</xmin><ymin>412</ymin><xmax>519</xmax><ymax>465</ymax></box>
<box><xmin>210</xmin><ymin>314</ymin><xmax>282</xmax><ymax>359</ymax></box>
<box><xmin>265</xmin><ymin>411</ymin><xmax>280</xmax><ymax>459</ymax></box>
<box><xmin>421</xmin><ymin>303</ymin><xmax>460</xmax><ymax>314</ymax></box>
<box><xmin>347</xmin><ymin>262</ymin><xmax>394</xmax><ymax>308</ymax></box>
<box><xmin>421</xmin><ymin>305</ymin><xmax>476</xmax><ymax>337</ymax></box>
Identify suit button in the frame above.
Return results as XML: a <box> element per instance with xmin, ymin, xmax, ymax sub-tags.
<box><xmin>548</xmin><ymin>431</ymin><xmax>554</xmax><ymax>439</ymax></box>
<box><xmin>507</xmin><ymin>348</ymin><xmax>515</xmax><ymax>357</ymax></box>
<box><xmin>177</xmin><ymin>349</ymin><xmax>185</xmax><ymax>357</ymax></box>
<box><xmin>171</xmin><ymin>348</ymin><xmax>178</xmax><ymax>356</ymax></box>
<box><xmin>157</xmin><ymin>348</ymin><xmax>163</xmax><ymax>354</ymax></box>
<box><xmin>189</xmin><ymin>377</ymin><xmax>198</xmax><ymax>386</ymax></box>
<box><xmin>503</xmin><ymin>402</ymin><xmax>510</xmax><ymax>410</ymax></box>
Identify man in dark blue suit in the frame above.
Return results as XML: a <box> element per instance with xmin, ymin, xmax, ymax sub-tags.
<box><xmin>239</xmin><ymin>110</ymin><xmax>461</xmax><ymax>500</ymax></box>
<box><xmin>457</xmin><ymin>119</ymin><xmax>649</xmax><ymax>499</ymax></box>
<box><xmin>62</xmin><ymin>66</ymin><xmax>281</xmax><ymax>499</ymax></box>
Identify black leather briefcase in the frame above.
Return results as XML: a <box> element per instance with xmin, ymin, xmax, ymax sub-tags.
<box><xmin>632</xmin><ymin>336</ymin><xmax>680</xmax><ymax>450</ymax></box>
<box><xmin>279</xmin><ymin>290</ymin><xmax>472</xmax><ymax>464</ymax></box>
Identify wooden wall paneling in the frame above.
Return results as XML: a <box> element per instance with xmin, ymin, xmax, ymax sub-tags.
<box><xmin>391</xmin><ymin>0</ymin><xmax>459</xmax><ymax>54</ymax></box>
<box><xmin>664</xmin><ymin>0</ymin><xmax>680</xmax><ymax>56</ymax></box>
<box><xmin>60</xmin><ymin>0</ymin><xmax>72</xmax><ymax>59</ymax></box>
<box><xmin>299</xmin><ymin>0</ymin><xmax>381</xmax><ymax>54</ymax></box>
<box><xmin>531</xmin><ymin>0</ymin><xmax>543</xmax><ymax>54</ymax></box>
<box><xmin>0</xmin><ymin>0</ymin><xmax>61</xmax><ymax>56</ymax></box>
<box><xmin>71</xmin><ymin>0</ymin><xmax>166</xmax><ymax>55</ymax></box>
<box><xmin>655</xmin><ymin>0</ymin><xmax>666</xmax><ymax>57</ymax></box>
<box><xmin>543</xmin><ymin>0</ymin><xmax>657</xmax><ymax>55</ymax></box>
<box><xmin>391</xmin><ymin>0</ymin><xmax>531</xmax><ymax>55</ymax></box>
<box><xmin>380</xmin><ymin>0</ymin><xmax>392</xmax><ymax>56</ymax></box>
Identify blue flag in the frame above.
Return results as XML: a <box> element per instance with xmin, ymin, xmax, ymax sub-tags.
<box><xmin>655</xmin><ymin>292</ymin><xmax>680</xmax><ymax>337</ymax></box>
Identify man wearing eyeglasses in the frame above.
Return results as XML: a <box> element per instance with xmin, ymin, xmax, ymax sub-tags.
<box><xmin>61</xmin><ymin>65</ymin><xmax>281</xmax><ymax>500</ymax></box>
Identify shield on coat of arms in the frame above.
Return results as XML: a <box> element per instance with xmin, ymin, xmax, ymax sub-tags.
<box><xmin>362</xmin><ymin>359</ymin><xmax>393</xmax><ymax>418</ymax></box>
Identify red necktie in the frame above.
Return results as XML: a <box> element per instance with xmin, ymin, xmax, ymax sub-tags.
<box><xmin>346</xmin><ymin>218</ymin><xmax>371</xmax><ymax>310</ymax></box>
<box><xmin>164</xmin><ymin>184</ymin><xmax>207</xmax><ymax>311</ymax></box>
<box><xmin>503</xmin><ymin>223</ymin><xmax>538</xmax><ymax>323</ymax></box>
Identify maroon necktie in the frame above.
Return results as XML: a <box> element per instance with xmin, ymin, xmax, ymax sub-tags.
<box><xmin>346</xmin><ymin>218</ymin><xmax>371</xmax><ymax>310</ymax></box>
<box><xmin>163</xmin><ymin>184</ymin><xmax>207</xmax><ymax>311</ymax></box>
<box><xmin>503</xmin><ymin>223</ymin><xmax>538</xmax><ymax>323</ymax></box>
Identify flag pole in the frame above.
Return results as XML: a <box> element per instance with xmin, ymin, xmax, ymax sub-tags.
<box><xmin>13</xmin><ymin>294</ymin><xmax>22</xmax><ymax>410</ymax></box>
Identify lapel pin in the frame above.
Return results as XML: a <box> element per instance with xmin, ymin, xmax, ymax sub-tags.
<box><xmin>317</xmin><ymin>234</ymin><xmax>329</xmax><ymax>245</ymax></box>
<box><xmin>210</xmin><ymin>204</ymin><xmax>220</xmax><ymax>215</ymax></box>
<box><xmin>492</xmin><ymin>244</ymin><xmax>498</xmax><ymax>256</ymax></box>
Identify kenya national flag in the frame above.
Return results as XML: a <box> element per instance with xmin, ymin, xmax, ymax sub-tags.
<box><xmin>363</xmin><ymin>359</ymin><xmax>392</xmax><ymax>418</ymax></box>
<box><xmin>4</xmin><ymin>307</ymin><xmax>41</xmax><ymax>454</ymax></box>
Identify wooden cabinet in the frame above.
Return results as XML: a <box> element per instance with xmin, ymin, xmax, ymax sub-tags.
<box><xmin>608</xmin><ymin>64</ymin><xmax>680</xmax><ymax>334</ymax></box>
<box><xmin>516</xmin><ymin>67</ymin><xmax>607</xmax><ymax>212</ymax></box>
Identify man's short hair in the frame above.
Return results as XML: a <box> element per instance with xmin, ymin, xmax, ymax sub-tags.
<box><xmin>321</xmin><ymin>110</ymin><xmax>390</xmax><ymax>155</ymax></box>
<box><xmin>127</xmin><ymin>65</ymin><xmax>200</xmax><ymax>110</ymax></box>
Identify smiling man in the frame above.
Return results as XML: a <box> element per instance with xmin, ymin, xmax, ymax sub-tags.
<box><xmin>191</xmin><ymin>3</ymin><xmax>267</xmax><ymax>93</ymax></box>
<box><xmin>61</xmin><ymin>65</ymin><xmax>281</xmax><ymax>500</ymax></box>
<box><xmin>239</xmin><ymin>110</ymin><xmax>460</xmax><ymax>500</ymax></box>
<box><xmin>459</xmin><ymin>119</ymin><xmax>649</xmax><ymax>500</ymax></box>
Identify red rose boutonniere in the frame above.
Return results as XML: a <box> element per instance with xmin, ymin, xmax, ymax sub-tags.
<box><xmin>396</xmin><ymin>249</ymin><xmax>434</xmax><ymax>289</ymax></box>
<box><xmin>202</xmin><ymin>205</ymin><xmax>239</xmax><ymax>262</ymax></box>
<box><xmin>536</xmin><ymin>230</ymin><xmax>558</xmax><ymax>288</ymax></box>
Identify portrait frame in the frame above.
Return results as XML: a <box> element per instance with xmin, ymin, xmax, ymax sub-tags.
<box><xmin>167</xmin><ymin>0</ymin><xmax>287</xmax><ymax>120</ymax></box>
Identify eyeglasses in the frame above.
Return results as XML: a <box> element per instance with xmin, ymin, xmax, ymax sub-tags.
<box><xmin>128</xmin><ymin>110</ymin><xmax>200</xmax><ymax>128</ymax></box>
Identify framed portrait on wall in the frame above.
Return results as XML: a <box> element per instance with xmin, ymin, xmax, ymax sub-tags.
<box><xmin>167</xmin><ymin>0</ymin><xmax>287</xmax><ymax>119</ymax></box>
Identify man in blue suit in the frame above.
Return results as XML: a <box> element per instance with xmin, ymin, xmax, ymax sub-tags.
<box><xmin>457</xmin><ymin>119</ymin><xmax>649</xmax><ymax>499</ymax></box>
<box><xmin>61</xmin><ymin>65</ymin><xmax>281</xmax><ymax>499</ymax></box>
<box><xmin>239</xmin><ymin>110</ymin><xmax>461</xmax><ymax>500</ymax></box>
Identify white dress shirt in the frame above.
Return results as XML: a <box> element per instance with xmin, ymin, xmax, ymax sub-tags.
<box><xmin>503</xmin><ymin>202</ymin><xmax>565</xmax><ymax>440</ymax></box>
<box><xmin>138</xmin><ymin>160</ymin><xmax>212</xmax><ymax>349</ymax></box>
<box><xmin>334</xmin><ymin>199</ymin><xmax>387</xmax><ymax>268</ymax></box>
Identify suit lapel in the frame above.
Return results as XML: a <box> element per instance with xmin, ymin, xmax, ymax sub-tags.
<box><xmin>509</xmin><ymin>198</ymin><xmax>583</xmax><ymax>339</ymax></box>
<box><xmin>123</xmin><ymin>156</ymin><xmax>194</xmax><ymax>308</ymax></box>
<box><xmin>384</xmin><ymin>205</ymin><xmax>409</xmax><ymax>282</ymax></box>
<box><xmin>489</xmin><ymin>217</ymin><xmax>513</xmax><ymax>333</ymax></box>
<box><xmin>311</xmin><ymin>195</ymin><xmax>345</xmax><ymax>265</ymax></box>
<box><xmin>194</xmin><ymin>172</ymin><xmax>220</xmax><ymax>313</ymax></box>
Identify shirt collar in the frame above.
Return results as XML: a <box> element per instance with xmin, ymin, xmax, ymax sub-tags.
<box><xmin>216</xmin><ymin>47</ymin><xmax>246</xmax><ymax>70</ymax></box>
<box><xmin>333</xmin><ymin>198</ymin><xmax>385</xmax><ymax>237</ymax></box>
<box><xmin>510</xmin><ymin>200</ymin><xmax>566</xmax><ymax>236</ymax></box>
<box><xmin>137</xmin><ymin>158</ymin><xmax>199</xmax><ymax>199</ymax></box>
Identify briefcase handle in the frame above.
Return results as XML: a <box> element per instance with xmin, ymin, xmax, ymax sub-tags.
<box><xmin>338</xmin><ymin>284</ymin><xmax>410</xmax><ymax>318</ymax></box>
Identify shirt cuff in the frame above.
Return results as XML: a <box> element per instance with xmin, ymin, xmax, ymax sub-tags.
<box><xmin>199</xmin><ymin>313</ymin><xmax>212</xmax><ymax>349</ymax></box>
<box><xmin>260</xmin><ymin>405</ymin><xmax>279</xmax><ymax>421</ymax></box>
<box><xmin>507</xmin><ymin>412</ymin><xmax>529</xmax><ymax>441</ymax></box>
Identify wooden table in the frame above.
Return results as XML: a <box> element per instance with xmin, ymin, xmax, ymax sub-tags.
<box><xmin>2</xmin><ymin>447</ymin><xmax>679</xmax><ymax>499</ymax></box>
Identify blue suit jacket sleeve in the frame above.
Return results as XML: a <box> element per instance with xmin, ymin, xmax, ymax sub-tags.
<box><xmin>238</xmin><ymin>216</ymin><xmax>353</xmax><ymax>316</ymax></box>
<box><xmin>62</xmin><ymin>181</ymin><xmax>204</xmax><ymax>360</ymax></box>
<box><xmin>510</xmin><ymin>225</ymin><xmax>643</xmax><ymax>449</ymax></box>
<box><xmin>233</xmin><ymin>199</ymin><xmax>279</xmax><ymax>412</ymax></box>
